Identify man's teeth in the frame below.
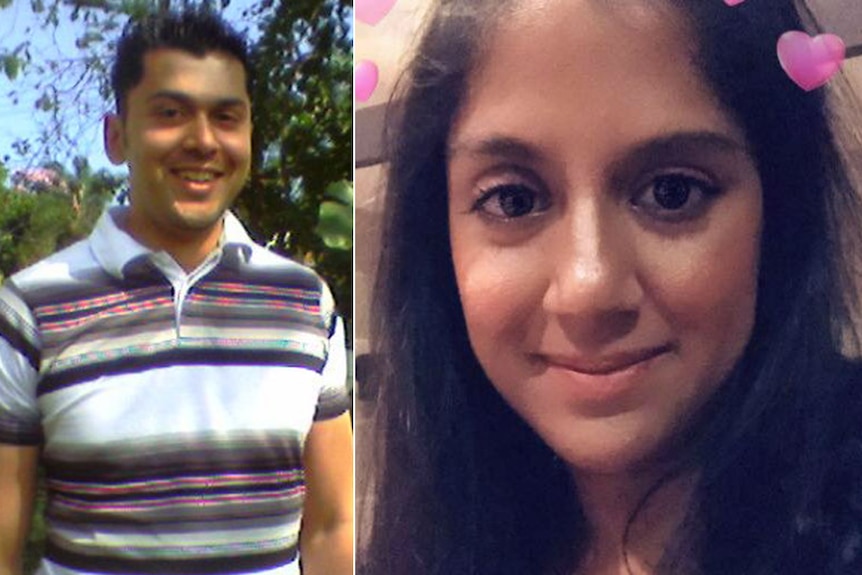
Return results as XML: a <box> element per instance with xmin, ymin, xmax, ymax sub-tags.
<box><xmin>177</xmin><ymin>171</ymin><xmax>217</xmax><ymax>182</ymax></box>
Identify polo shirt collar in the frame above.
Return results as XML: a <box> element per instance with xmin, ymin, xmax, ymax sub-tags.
<box><xmin>89</xmin><ymin>206</ymin><xmax>255</xmax><ymax>279</ymax></box>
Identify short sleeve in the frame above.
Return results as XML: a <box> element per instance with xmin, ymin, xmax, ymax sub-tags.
<box><xmin>314</xmin><ymin>315</ymin><xmax>350</xmax><ymax>421</ymax></box>
<box><xmin>0</xmin><ymin>284</ymin><xmax>42</xmax><ymax>445</ymax></box>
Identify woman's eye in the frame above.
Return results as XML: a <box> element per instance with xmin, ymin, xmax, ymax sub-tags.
<box><xmin>633</xmin><ymin>174</ymin><xmax>720</xmax><ymax>221</ymax></box>
<box><xmin>472</xmin><ymin>183</ymin><xmax>548</xmax><ymax>220</ymax></box>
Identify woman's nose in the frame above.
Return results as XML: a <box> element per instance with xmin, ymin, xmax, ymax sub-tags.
<box><xmin>542</xmin><ymin>196</ymin><xmax>642</xmax><ymax>343</ymax></box>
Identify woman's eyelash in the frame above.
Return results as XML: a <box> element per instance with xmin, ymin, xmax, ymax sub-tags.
<box><xmin>471</xmin><ymin>183</ymin><xmax>548</xmax><ymax>219</ymax></box>
<box><xmin>631</xmin><ymin>173</ymin><xmax>722</xmax><ymax>221</ymax></box>
<box><xmin>467</xmin><ymin>172</ymin><xmax>722</xmax><ymax>224</ymax></box>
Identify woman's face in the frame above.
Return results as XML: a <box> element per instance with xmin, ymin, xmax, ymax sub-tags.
<box><xmin>447</xmin><ymin>0</ymin><xmax>763</xmax><ymax>477</ymax></box>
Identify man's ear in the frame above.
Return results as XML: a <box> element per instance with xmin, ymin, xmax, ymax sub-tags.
<box><xmin>104</xmin><ymin>114</ymin><xmax>126</xmax><ymax>165</ymax></box>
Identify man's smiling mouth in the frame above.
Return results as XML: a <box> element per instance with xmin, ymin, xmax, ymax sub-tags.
<box><xmin>172</xmin><ymin>169</ymin><xmax>223</xmax><ymax>183</ymax></box>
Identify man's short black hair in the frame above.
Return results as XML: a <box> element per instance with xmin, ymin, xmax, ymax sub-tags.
<box><xmin>111</xmin><ymin>7</ymin><xmax>252</xmax><ymax>115</ymax></box>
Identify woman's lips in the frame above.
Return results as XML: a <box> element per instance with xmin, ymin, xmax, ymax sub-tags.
<box><xmin>540</xmin><ymin>344</ymin><xmax>674</xmax><ymax>375</ymax></box>
<box><xmin>535</xmin><ymin>344</ymin><xmax>675</xmax><ymax>406</ymax></box>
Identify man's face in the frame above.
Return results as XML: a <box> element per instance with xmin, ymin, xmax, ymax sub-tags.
<box><xmin>105</xmin><ymin>48</ymin><xmax>252</xmax><ymax>250</ymax></box>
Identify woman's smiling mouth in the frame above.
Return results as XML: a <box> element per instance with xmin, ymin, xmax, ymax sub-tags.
<box><xmin>533</xmin><ymin>344</ymin><xmax>676</xmax><ymax>408</ymax></box>
<box><xmin>539</xmin><ymin>344</ymin><xmax>675</xmax><ymax>376</ymax></box>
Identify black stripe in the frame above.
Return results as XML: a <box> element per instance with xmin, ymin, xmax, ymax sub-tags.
<box><xmin>206</xmin><ymin>265</ymin><xmax>323</xmax><ymax>292</ymax></box>
<box><xmin>38</xmin><ymin>347</ymin><xmax>325</xmax><ymax>396</ymax></box>
<box><xmin>0</xmin><ymin>311</ymin><xmax>40</xmax><ymax>370</ymax></box>
<box><xmin>192</xmin><ymin>286</ymin><xmax>319</xmax><ymax>305</ymax></box>
<box><xmin>36</xmin><ymin>286</ymin><xmax>172</xmax><ymax>325</ymax></box>
<box><xmin>183</xmin><ymin>305</ymin><xmax>326</xmax><ymax>331</ymax></box>
<box><xmin>44</xmin><ymin>433</ymin><xmax>305</xmax><ymax>482</ymax></box>
<box><xmin>49</xmin><ymin>514</ymin><xmax>296</xmax><ymax>537</ymax></box>
<box><xmin>0</xmin><ymin>427</ymin><xmax>43</xmax><ymax>445</ymax></box>
<box><xmin>314</xmin><ymin>395</ymin><xmax>351</xmax><ymax>421</ymax></box>
<box><xmin>53</xmin><ymin>478</ymin><xmax>304</xmax><ymax>503</ymax></box>
<box><xmin>47</xmin><ymin>499</ymin><xmax>301</xmax><ymax>527</ymax></box>
<box><xmin>46</xmin><ymin>454</ymin><xmax>304</xmax><ymax>483</ymax></box>
<box><xmin>25</xmin><ymin>270</ymin><xmax>166</xmax><ymax>309</ymax></box>
<box><xmin>46</xmin><ymin>541</ymin><xmax>297</xmax><ymax>575</ymax></box>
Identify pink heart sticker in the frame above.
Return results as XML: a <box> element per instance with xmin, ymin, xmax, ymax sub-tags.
<box><xmin>777</xmin><ymin>31</ymin><xmax>845</xmax><ymax>91</ymax></box>
<box><xmin>723</xmin><ymin>0</ymin><xmax>746</xmax><ymax>6</ymax></box>
<box><xmin>356</xmin><ymin>0</ymin><xmax>396</xmax><ymax>26</ymax></box>
<box><xmin>355</xmin><ymin>60</ymin><xmax>379</xmax><ymax>103</ymax></box>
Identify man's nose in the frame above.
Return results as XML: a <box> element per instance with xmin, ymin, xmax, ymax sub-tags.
<box><xmin>184</xmin><ymin>115</ymin><xmax>218</xmax><ymax>155</ymax></box>
<box><xmin>542</xmin><ymin>196</ymin><xmax>641</xmax><ymax>343</ymax></box>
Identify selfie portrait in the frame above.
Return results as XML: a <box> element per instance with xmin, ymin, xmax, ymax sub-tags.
<box><xmin>356</xmin><ymin>0</ymin><xmax>862</xmax><ymax>574</ymax></box>
<box><xmin>0</xmin><ymin>2</ymin><xmax>353</xmax><ymax>574</ymax></box>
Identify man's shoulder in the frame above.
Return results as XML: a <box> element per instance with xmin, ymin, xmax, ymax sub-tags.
<box><xmin>223</xmin><ymin>212</ymin><xmax>330</xmax><ymax>292</ymax></box>
<box><xmin>235</xmin><ymin>241</ymin><xmax>331</xmax><ymax>292</ymax></box>
<box><xmin>4</xmin><ymin>237</ymin><xmax>103</xmax><ymax>301</ymax></box>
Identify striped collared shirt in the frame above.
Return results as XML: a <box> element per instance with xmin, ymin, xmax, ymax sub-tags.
<box><xmin>0</xmin><ymin>208</ymin><xmax>350</xmax><ymax>575</ymax></box>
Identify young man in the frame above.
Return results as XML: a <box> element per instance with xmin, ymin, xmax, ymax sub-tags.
<box><xmin>0</xmin><ymin>8</ymin><xmax>352</xmax><ymax>575</ymax></box>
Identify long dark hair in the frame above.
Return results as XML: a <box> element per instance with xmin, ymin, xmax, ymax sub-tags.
<box><xmin>359</xmin><ymin>1</ymin><xmax>862</xmax><ymax>573</ymax></box>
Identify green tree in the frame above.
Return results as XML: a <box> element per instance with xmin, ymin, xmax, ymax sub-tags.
<box><xmin>0</xmin><ymin>157</ymin><xmax>123</xmax><ymax>279</ymax></box>
<box><xmin>238</xmin><ymin>0</ymin><xmax>353</xmax><ymax>326</ymax></box>
<box><xmin>63</xmin><ymin>155</ymin><xmax>125</xmax><ymax>234</ymax></box>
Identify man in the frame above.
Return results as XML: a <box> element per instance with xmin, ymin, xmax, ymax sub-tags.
<box><xmin>0</xmin><ymin>8</ymin><xmax>353</xmax><ymax>575</ymax></box>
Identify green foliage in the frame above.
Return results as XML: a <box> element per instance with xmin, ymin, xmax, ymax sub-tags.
<box><xmin>16</xmin><ymin>191</ymin><xmax>76</xmax><ymax>267</ymax></box>
<box><xmin>2</xmin><ymin>54</ymin><xmax>21</xmax><ymax>80</ymax></box>
<box><xmin>236</xmin><ymin>0</ymin><xmax>354</xmax><ymax>324</ymax></box>
<box><xmin>0</xmin><ymin>190</ymin><xmax>37</xmax><ymax>278</ymax></box>
<box><xmin>0</xmin><ymin>189</ymin><xmax>73</xmax><ymax>277</ymax></box>
<box><xmin>0</xmin><ymin>158</ymin><xmax>123</xmax><ymax>280</ymax></box>
<box><xmin>316</xmin><ymin>180</ymin><xmax>353</xmax><ymax>251</ymax></box>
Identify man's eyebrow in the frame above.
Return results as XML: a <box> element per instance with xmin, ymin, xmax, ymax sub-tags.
<box><xmin>147</xmin><ymin>90</ymin><xmax>249</xmax><ymax>109</ymax></box>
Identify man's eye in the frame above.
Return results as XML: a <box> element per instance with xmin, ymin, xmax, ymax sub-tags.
<box><xmin>216</xmin><ymin>112</ymin><xmax>240</xmax><ymax>123</ymax></box>
<box><xmin>472</xmin><ymin>183</ymin><xmax>548</xmax><ymax>219</ymax></box>
<box><xmin>156</xmin><ymin>108</ymin><xmax>182</xmax><ymax>119</ymax></box>
<box><xmin>633</xmin><ymin>174</ymin><xmax>720</xmax><ymax>221</ymax></box>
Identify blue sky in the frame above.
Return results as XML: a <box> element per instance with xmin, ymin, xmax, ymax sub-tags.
<box><xmin>0</xmin><ymin>0</ymin><xmax>257</xmax><ymax>179</ymax></box>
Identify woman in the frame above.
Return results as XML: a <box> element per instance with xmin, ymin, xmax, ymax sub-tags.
<box><xmin>359</xmin><ymin>1</ymin><xmax>862</xmax><ymax>573</ymax></box>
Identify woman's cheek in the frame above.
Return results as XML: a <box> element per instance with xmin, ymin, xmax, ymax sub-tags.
<box><xmin>454</xmin><ymin>237</ymin><xmax>547</xmax><ymax>340</ymax></box>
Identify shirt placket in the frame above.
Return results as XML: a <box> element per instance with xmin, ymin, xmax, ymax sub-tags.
<box><xmin>152</xmin><ymin>251</ymin><xmax>223</xmax><ymax>339</ymax></box>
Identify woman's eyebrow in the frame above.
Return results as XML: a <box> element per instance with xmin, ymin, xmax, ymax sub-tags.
<box><xmin>604</xmin><ymin>130</ymin><xmax>753</xmax><ymax>187</ymax></box>
<box><xmin>447</xmin><ymin>136</ymin><xmax>544</xmax><ymax>164</ymax></box>
<box><xmin>447</xmin><ymin>131</ymin><xmax>747</xmax><ymax>164</ymax></box>
<box><xmin>624</xmin><ymin>130</ymin><xmax>750</xmax><ymax>162</ymax></box>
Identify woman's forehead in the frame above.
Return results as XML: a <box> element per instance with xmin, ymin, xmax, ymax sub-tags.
<box><xmin>499</xmin><ymin>0</ymin><xmax>684</xmax><ymax>36</ymax></box>
<box><xmin>451</xmin><ymin>0</ymin><xmax>743</xmax><ymax>161</ymax></box>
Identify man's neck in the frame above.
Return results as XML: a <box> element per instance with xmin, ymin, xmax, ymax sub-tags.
<box><xmin>118</xmin><ymin>210</ymin><xmax>224</xmax><ymax>273</ymax></box>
